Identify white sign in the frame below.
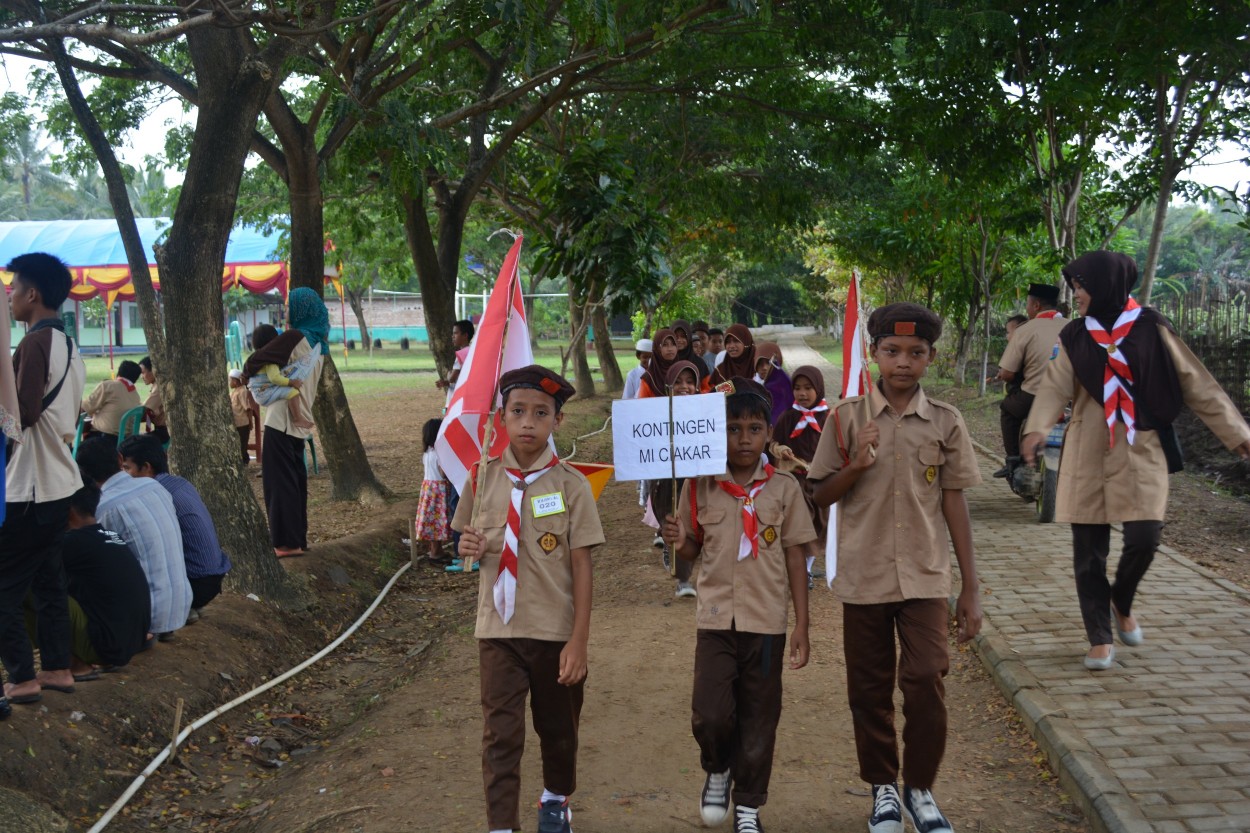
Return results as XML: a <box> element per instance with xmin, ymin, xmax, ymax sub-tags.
<box><xmin>611</xmin><ymin>392</ymin><xmax>728</xmax><ymax>480</ymax></box>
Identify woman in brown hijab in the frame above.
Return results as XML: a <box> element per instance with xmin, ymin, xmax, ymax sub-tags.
<box><xmin>712</xmin><ymin>324</ymin><xmax>756</xmax><ymax>386</ymax></box>
<box><xmin>1022</xmin><ymin>251</ymin><xmax>1250</xmax><ymax>670</ymax></box>
<box><xmin>639</xmin><ymin>329</ymin><xmax>679</xmax><ymax>398</ymax></box>
<box><xmin>670</xmin><ymin>319</ymin><xmax>710</xmax><ymax>384</ymax></box>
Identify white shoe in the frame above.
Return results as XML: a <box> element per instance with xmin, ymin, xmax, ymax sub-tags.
<box><xmin>1112</xmin><ymin>604</ymin><xmax>1143</xmax><ymax>646</ymax></box>
<box><xmin>1083</xmin><ymin>645</ymin><xmax>1115</xmax><ymax>670</ymax></box>
<box><xmin>700</xmin><ymin>769</ymin><xmax>732</xmax><ymax>825</ymax></box>
<box><xmin>675</xmin><ymin>581</ymin><xmax>697</xmax><ymax>598</ymax></box>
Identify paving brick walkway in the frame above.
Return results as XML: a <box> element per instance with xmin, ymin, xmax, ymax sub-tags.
<box><xmin>775</xmin><ymin>330</ymin><xmax>1250</xmax><ymax>833</ymax></box>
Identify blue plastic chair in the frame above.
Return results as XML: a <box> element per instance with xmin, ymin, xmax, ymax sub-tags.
<box><xmin>116</xmin><ymin>406</ymin><xmax>147</xmax><ymax>446</ymax></box>
<box><xmin>71</xmin><ymin>413</ymin><xmax>88</xmax><ymax>456</ymax></box>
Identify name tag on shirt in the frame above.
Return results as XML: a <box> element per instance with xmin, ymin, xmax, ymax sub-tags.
<box><xmin>531</xmin><ymin>492</ymin><xmax>566</xmax><ymax>517</ymax></box>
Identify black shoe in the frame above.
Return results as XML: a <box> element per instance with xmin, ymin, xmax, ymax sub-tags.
<box><xmin>992</xmin><ymin>465</ymin><xmax>1010</xmax><ymax>478</ymax></box>
<box><xmin>902</xmin><ymin>786</ymin><xmax>954</xmax><ymax>833</ymax></box>
<box><xmin>734</xmin><ymin>805</ymin><xmax>764</xmax><ymax>833</ymax></box>
<box><xmin>537</xmin><ymin>798</ymin><xmax>572</xmax><ymax>833</ymax></box>
<box><xmin>157</xmin><ymin>631</ymin><xmax>176</xmax><ymax>642</ymax></box>
<box><xmin>869</xmin><ymin>783</ymin><xmax>903</xmax><ymax>832</ymax></box>
<box><xmin>700</xmin><ymin>769</ymin><xmax>732</xmax><ymax>825</ymax></box>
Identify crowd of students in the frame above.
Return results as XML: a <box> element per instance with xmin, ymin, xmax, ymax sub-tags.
<box><xmin>0</xmin><ymin>254</ymin><xmax>236</xmax><ymax>712</ymax></box>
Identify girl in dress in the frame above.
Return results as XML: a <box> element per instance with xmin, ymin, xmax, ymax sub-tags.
<box><xmin>416</xmin><ymin>419</ymin><xmax>452</xmax><ymax>564</ymax></box>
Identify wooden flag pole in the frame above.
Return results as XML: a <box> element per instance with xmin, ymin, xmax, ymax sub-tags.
<box><xmin>668</xmin><ymin>385</ymin><xmax>678</xmax><ymax>577</ymax></box>
<box><xmin>463</xmin><ymin>238</ymin><xmax>521</xmax><ymax>571</ymax></box>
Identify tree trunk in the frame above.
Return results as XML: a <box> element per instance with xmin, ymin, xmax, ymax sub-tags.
<box><xmin>155</xmin><ymin>27</ymin><xmax>303</xmax><ymax>605</ymax></box>
<box><xmin>400</xmin><ymin>186</ymin><xmax>458</xmax><ymax>382</ymax></box>
<box><xmin>1138</xmin><ymin>170</ymin><xmax>1177</xmax><ymax>305</ymax></box>
<box><xmin>346</xmin><ymin>287</ymin><xmax>371</xmax><ymax>347</ymax></box>
<box><xmin>567</xmin><ymin>294</ymin><xmax>595</xmax><ymax>396</ymax></box>
<box><xmin>589</xmin><ymin>282</ymin><xmax>622</xmax><ymax>390</ymax></box>
<box><xmin>283</xmin><ymin>139</ymin><xmax>388</xmax><ymax>502</ymax></box>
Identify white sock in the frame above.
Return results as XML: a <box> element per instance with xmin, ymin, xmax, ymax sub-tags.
<box><xmin>489</xmin><ymin>829</ymin><xmax>511</xmax><ymax>833</ymax></box>
<box><xmin>541</xmin><ymin>789</ymin><xmax>566</xmax><ymax>804</ymax></box>
<box><xmin>805</xmin><ymin>555</ymin><xmax>815</xmax><ymax>573</ymax></box>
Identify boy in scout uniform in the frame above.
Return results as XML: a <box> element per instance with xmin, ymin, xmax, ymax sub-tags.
<box><xmin>454</xmin><ymin>365</ymin><xmax>604</xmax><ymax>833</ymax></box>
<box><xmin>808</xmin><ymin>303</ymin><xmax>983</xmax><ymax>833</ymax></box>
<box><xmin>661</xmin><ymin>377</ymin><xmax>815</xmax><ymax>833</ymax></box>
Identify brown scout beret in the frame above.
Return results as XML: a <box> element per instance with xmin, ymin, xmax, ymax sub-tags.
<box><xmin>499</xmin><ymin>364</ymin><xmax>576</xmax><ymax>410</ymax></box>
<box><xmin>716</xmin><ymin>375</ymin><xmax>773</xmax><ymax>412</ymax></box>
<box><xmin>868</xmin><ymin>302</ymin><xmax>943</xmax><ymax>345</ymax></box>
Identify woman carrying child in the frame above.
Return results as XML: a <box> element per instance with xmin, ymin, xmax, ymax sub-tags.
<box><xmin>416</xmin><ymin>419</ymin><xmax>452</xmax><ymax>566</ymax></box>
<box><xmin>649</xmin><ymin>360</ymin><xmax>703</xmax><ymax>598</ymax></box>
<box><xmin>242</xmin><ymin>288</ymin><xmax>329</xmax><ymax>557</ymax></box>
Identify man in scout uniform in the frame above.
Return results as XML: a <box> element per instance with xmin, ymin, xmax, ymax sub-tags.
<box><xmin>661</xmin><ymin>377</ymin><xmax>815</xmax><ymax>833</ymax></box>
<box><xmin>808</xmin><ymin>303</ymin><xmax>983</xmax><ymax>833</ymax></box>
<box><xmin>992</xmin><ymin>283</ymin><xmax>1066</xmax><ymax>479</ymax></box>
<box><xmin>454</xmin><ymin>365</ymin><xmax>604</xmax><ymax>833</ymax></box>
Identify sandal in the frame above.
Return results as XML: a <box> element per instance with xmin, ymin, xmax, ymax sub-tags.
<box><xmin>73</xmin><ymin>670</ymin><xmax>101</xmax><ymax>683</ymax></box>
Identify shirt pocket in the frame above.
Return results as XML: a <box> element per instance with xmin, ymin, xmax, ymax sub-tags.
<box><xmin>693</xmin><ymin>506</ymin><xmax>726</xmax><ymax>545</ymax></box>
<box><xmin>532</xmin><ymin>510</ymin><xmax>571</xmax><ymax>557</ymax></box>
<box><xmin>918</xmin><ymin>443</ymin><xmax>946</xmax><ymax>488</ymax></box>
<box><xmin>755</xmin><ymin>509</ymin><xmax>785</xmax><ymax>552</ymax></box>
<box><xmin>474</xmin><ymin>508</ymin><xmax>509</xmax><ymax>568</ymax></box>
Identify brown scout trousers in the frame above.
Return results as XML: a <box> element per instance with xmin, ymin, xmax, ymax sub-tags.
<box><xmin>479</xmin><ymin>638</ymin><xmax>583</xmax><ymax>831</ymax></box>
<box><xmin>691</xmin><ymin>628</ymin><xmax>787</xmax><ymax>809</ymax></box>
<box><xmin>842</xmin><ymin>597</ymin><xmax>949</xmax><ymax>789</ymax></box>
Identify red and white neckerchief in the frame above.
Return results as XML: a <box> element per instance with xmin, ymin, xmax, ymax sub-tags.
<box><xmin>495</xmin><ymin>456</ymin><xmax>560</xmax><ymax>623</ymax></box>
<box><xmin>1036</xmin><ymin>310</ymin><xmax>1064</xmax><ymax>320</ymax></box>
<box><xmin>119</xmin><ymin>378</ymin><xmax>136</xmax><ymax>392</ymax></box>
<box><xmin>717</xmin><ymin>464</ymin><xmax>775</xmax><ymax>560</ymax></box>
<box><xmin>1084</xmin><ymin>298</ymin><xmax>1141</xmax><ymax>447</ymax></box>
<box><xmin>788</xmin><ymin>400</ymin><xmax>829</xmax><ymax>438</ymax></box>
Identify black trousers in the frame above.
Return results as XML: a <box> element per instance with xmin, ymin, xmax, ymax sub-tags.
<box><xmin>691</xmin><ymin>628</ymin><xmax>786</xmax><ymax>808</ymax></box>
<box><xmin>0</xmin><ymin>501</ymin><xmax>72</xmax><ymax>683</ymax></box>
<box><xmin>999</xmin><ymin>389</ymin><xmax>1034</xmax><ymax>458</ymax></box>
<box><xmin>189</xmin><ymin>574</ymin><xmax>224</xmax><ymax>610</ymax></box>
<box><xmin>1072</xmin><ymin>522</ymin><xmax>1162</xmax><ymax>646</ymax></box>
<box><xmin>262</xmin><ymin>426</ymin><xmax>309</xmax><ymax>550</ymax></box>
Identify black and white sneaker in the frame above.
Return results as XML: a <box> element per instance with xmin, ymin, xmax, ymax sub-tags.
<box><xmin>653</xmin><ymin>534</ymin><xmax>665</xmax><ymax>548</ymax></box>
<box><xmin>700</xmin><ymin>768</ymin><xmax>732</xmax><ymax>825</ymax></box>
<box><xmin>902</xmin><ymin>786</ymin><xmax>954</xmax><ymax>833</ymax></box>
<box><xmin>537</xmin><ymin>798</ymin><xmax>572</xmax><ymax>833</ymax></box>
<box><xmin>662</xmin><ymin>545</ymin><xmax>673</xmax><ymax>572</ymax></box>
<box><xmin>734</xmin><ymin>805</ymin><xmax>764</xmax><ymax>833</ymax></box>
<box><xmin>868</xmin><ymin>783</ymin><xmax>903</xmax><ymax>833</ymax></box>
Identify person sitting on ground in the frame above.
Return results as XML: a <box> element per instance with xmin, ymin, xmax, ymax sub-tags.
<box><xmin>992</xmin><ymin>283</ymin><xmax>1066</xmax><ymax>479</ymax></box>
<box><xmin>229</xmin><ymin>369</ymin><xmax>257</xmax><ymax>465</ymax></box>
<box><xmin>138</xmin><ymin>356</ymin><xmax>168</xmax><ymax>444</ymax></box>
<box><xmin>81</xmin><ymin>359</ymin><xmax>142</xmax><ymax>443</ymax></box>
<box><xmin>118</xmin><ymin>435</ymin><xmax>232</xmax><ymax>623</ymax></box>
<box><xmin>622</xmin><ymin>338</ymin><xmax>653</xmax><ymax>400</ymax></box>
<box><xmin>51</xmin><ymin>481</ymin><xmax>151</xmax><ymax>679</ymax></box>
<box><xmin>243</xmin><ymin>324</ymin><xmax>314</xmax><ymax>431</ymax></box>
<box><xmin>76</xmin><ymin>436</ymin><xmax>191</xmax><ymax>640</ymax></box>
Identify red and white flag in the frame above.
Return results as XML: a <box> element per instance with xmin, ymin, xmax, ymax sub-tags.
<box><xmin>435</xmin><ymin>237</ymin><xmax>532</xmax><ymax>494</ymax></box>
<box><xmin>826</xmin><ymin>268</ymin><xmax>871</xmax><ymax>585</ymax></box>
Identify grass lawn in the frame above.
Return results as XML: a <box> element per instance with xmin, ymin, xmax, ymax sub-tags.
<box><xmin>78</xmin><ymin>338</ymin><xmax>635</xmax><ymax>402</ymax></box>
<box><xmin>804</xmin><ymin>334</ymin><xmax>842</xmax><ymax>367</ymax></box>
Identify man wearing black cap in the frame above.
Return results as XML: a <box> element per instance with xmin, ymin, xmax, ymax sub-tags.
<box><xmin>992</xmin><ymin>283</ymin><xmax>1065</xmax><ymax>478</ymax></box>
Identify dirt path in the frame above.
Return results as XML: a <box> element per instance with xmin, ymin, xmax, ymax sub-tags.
<box><xmin>219</xmin><ymin>343</ymin><xmax>1086</xmax><ymax>833</ymax></box>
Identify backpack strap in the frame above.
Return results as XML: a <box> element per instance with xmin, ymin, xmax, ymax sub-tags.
<box><xmin>40</xmin><ymin>332</ymin><xmax>74</xmax><ymax>416</ymax></box>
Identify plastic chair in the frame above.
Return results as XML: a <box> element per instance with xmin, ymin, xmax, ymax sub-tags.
<box><xmin>116</xmin><ymin>406</ymin><xmax>147</xmax><ymax>446</ymax></box>
<box><xmin>304</xmin><ymin>437</ymin><xmax>319</xmax><ymax>474</ymax></box>
<box><xmin>71</xmin><ymin>413</ymin><xmax>88</xmax><ymax>456</ymax></box>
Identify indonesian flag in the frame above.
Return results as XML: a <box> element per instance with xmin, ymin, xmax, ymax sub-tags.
<box><xmin>826</xmin><ymin>268</ymin><xmax>870</xmax><ymax>586</ymax></box>
<box><xmin>434</xmin><ymin>237</ymin><xmax>532</xmax><ymax>494</ymax></box>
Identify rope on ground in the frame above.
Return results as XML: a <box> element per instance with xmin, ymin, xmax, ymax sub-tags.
<box><xmin>87</xmin><ymin>561</ymin><xmax>414</xmax><ymax>833</ymax></box>
<box><xmin>562</xmin><ymin>414</ymin><xmax>612</xmax><ymax>463</ymax></box>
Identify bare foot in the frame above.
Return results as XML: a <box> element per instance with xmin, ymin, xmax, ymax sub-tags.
<box><xmin>1086</xmin><ymin>644</ymin><xmax>1113</xmax><ymax>660</ymax></box>
<box><xmin>36</xmin><ymin>669</ymin><xmax>74</xmax><ymax>690</ymax></box>
<box><xmin>3</xmin><ymin>680</ymin><xmax>40</xmax><ymax>700</ymax></box>
<box><xmin>70</xmin><ymin>658</ymin><xmax>96</xmax><ymax>676</ymax></box>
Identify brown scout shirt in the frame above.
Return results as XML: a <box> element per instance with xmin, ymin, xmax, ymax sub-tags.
<box><xmin>82</xmin><ymin>378</ymin><xmax>141</xmax><ymax>435</ymax></box>
<box><xmin>451</xmin><ymin>446</ymin><xmax>605</xmax><ymax>642</ymax></box>
<box><xmin>808</xmin><ymin>384</ymin><xmax>981</xmax><ymax>605</ymax></box>
<box><xmin>1024</xmin><ymin>325</ymin><xmax>1250</xmax><ymax>524</ymax></box>
<box><xmin>144</xmin><ymin>384</ymin><xmax>166</xmax><ymax>428</ymax></box>
<box><xmin>677</xmin><ymin>463</ymin><xmax>816</xmax><ymax>634</ymax></box>
<box><xmin>998</xmin><ymin>314</ymin><xmax>1066</xmax><ymax>395</ymax></box>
